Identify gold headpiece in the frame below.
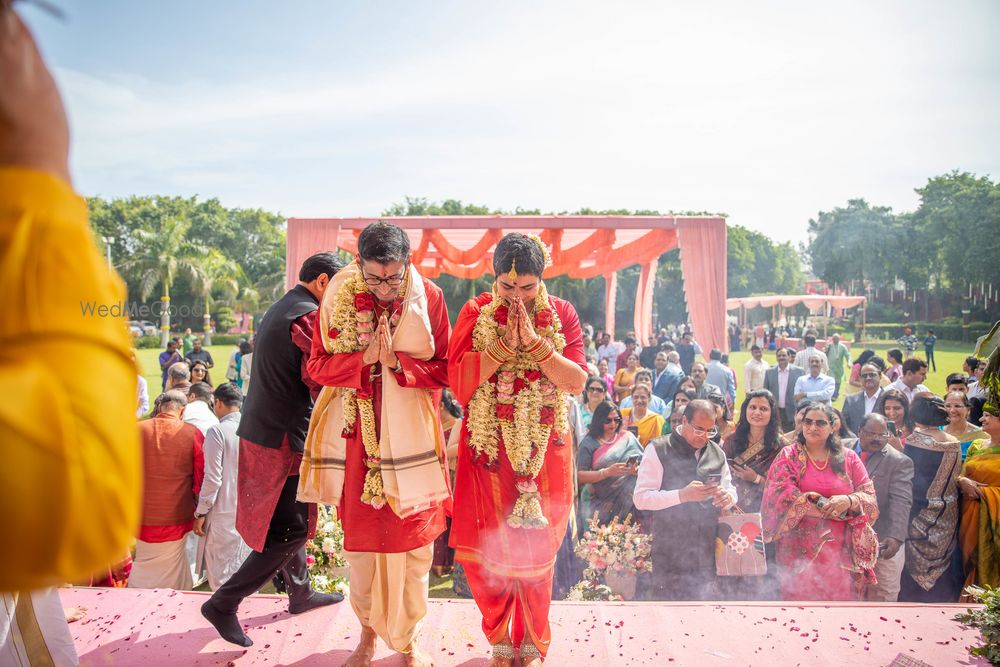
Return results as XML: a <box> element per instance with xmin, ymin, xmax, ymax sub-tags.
<box><xmin>526</xmin><ymin>234</ymin><xmax>552</xmax><ymax>269</ymax></box>
<box><xmin>506</xmin><ymin>258</ymin><xmax>518</xmax><ymax>282</ymax></box>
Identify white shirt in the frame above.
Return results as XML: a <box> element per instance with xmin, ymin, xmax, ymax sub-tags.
<box><xmin>744</xmin><ymin>358</ymin><xmax>769</xmax><ymax>392</ymax></box>
<box><xmin>136</xmin><ymin>375</ymin><xmax>150</xmax><ymax>417</ymax></box>
<box><xmin>196</xmin><ymin>412</ymin><xmax>251</xmax><ymax>591</ymax></box>
<box><xmin>777</xmin><ymin>366</ymin><xmax>790</xmax><ymax>408</ymax></box>
<box><xmin>633</xmin><ymin>441</ymin><xmax>738</xmax><ymax>511</ymax></box>
<box><xmin>794</xmin><ymin>346</ymin><xmax>829</xmax><ymax>374</ymax></box>
<box><xmin>793</xmin><ymin>372</ymin><xmax>836</xmax><ymax>404</ymax></box>
<box><xmin>887</xmin><ymin>379</ymin><xmax>931</xmax><ymax>404</ymax></box>
<box><xmin>597</xmin><ymin>342</ymin><xmax>623</xmax><ymax>375</ymax></box>
<box><xmin>863</xmin><ymin>387</ymin><xmax>883</xmax><ymax>415</ymax></box>
<box><xmin>183</xmin><ymin>400</ymin><xmax>220</xmax><ymax>435</ymax></box>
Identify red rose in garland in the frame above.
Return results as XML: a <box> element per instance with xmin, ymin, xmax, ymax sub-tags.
<box><xmin>328</xmin><ymin>327</ymin><xmax>340</xmax><ymax>340</ymax></box>
<box><xmin>534</xmin><ymin>309</ymin><xmax>553</xmax><ymax>328</ymax></box>
<box><xmin>494</xmin><ymin>305</ymin><xmax>510</xmax><ymax>326</ymax></box>
<box><xmin>539</xmin><ymin>406</ymin><xmax>555</xmax><ymax>425</ymax></box>
<box><xmin>512</xmin><ymin>377</ymin><xmax>527</xmax><ymax>393</ymax></box>
<box><xmin>524</xmin><ymin>369</ymin><xmax>543</xmax><ymax>382</ymax></box>
<box><xmin>495</xmin><ymin>403</ymin><xmax>515</xmax><ymax>420</ymax></box>
<box><xmin>354</xmin><ymin>292</ymin><xmax>375</xmax><ymax>310</ymax></box>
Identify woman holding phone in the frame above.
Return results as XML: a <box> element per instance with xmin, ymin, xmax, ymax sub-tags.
<box><xmin>875</xmin><ymin>389</ymin><xmax>910</xmax><ymax>451</ymax></box>
<box><xmin>761</xmin><ymin>403</ymin><xmax>878</xmax><ymax>600</ymax></box>
<box><xmin>576</xmin><ymin>401</ymin><xmax>644</xmax><ymax>524</ymax></box>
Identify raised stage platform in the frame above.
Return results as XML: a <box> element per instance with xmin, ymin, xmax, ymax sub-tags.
<box><xmin>61</xmin><ymin>587</ymin><xmax>987</xmax><ymax>666</ymax></box>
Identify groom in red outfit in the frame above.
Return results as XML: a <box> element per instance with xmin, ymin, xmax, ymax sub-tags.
<box><xmin>300</xmin><ymin>221</ymin><xmax>451</xmax><ymax>667</ymax></box>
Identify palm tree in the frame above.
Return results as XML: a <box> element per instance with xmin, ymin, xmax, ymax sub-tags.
<box><xmin>119</xmin><ymin>216</ymin><xmax>208</xmax><ymax>346</ymax></box>
<box><xmin>199</xmin><ymin>249</ymin><xmax>241</xmax><ymax>344</ymax></box>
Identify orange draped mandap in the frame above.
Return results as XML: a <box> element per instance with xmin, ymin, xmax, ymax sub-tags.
<box><xmin>448</xmin><ymin>292</ymin><xmax>586</xmax><ymax>656</ymax></box>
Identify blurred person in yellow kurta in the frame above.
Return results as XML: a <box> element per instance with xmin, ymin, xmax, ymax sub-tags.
<box><xmin>0</xmin><ymin>4</ymin><xmax>142</xmax><ymax>665</ymax></box>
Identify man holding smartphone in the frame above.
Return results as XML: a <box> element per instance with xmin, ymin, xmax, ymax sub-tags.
<box><xmin>634</xmin><ymin>400</ymin><xmax>736</xmax><ymax>600</ymax></box>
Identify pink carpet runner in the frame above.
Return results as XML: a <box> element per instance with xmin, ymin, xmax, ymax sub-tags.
<box><xmin>61</xmin><ymin>587</ymin><xmax>988</xmax><ymax>665</ymax></box>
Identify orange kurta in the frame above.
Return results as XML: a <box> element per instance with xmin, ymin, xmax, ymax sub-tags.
<box><xmin>448</xmin><ymin>293</ymin><xmax>586</xmax><ymax>654</ymax></box>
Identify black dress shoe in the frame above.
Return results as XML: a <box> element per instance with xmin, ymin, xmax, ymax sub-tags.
<box><xmin>201</xmin><ymin>600</ymin><xmax>253</xmax><ymax>647</ymax></box>
<box><xmin>287</xmin><ymin>591</ymin><xmax>344</xmax><ymax>614</ymax></box>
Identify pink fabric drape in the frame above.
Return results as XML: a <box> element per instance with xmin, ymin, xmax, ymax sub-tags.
<box><xmin>286</xmin><ymin>216</ymin><xmax>727</xmax><ymax>350</ymax></box>
<box><xmin>634</xmin><ymin>259</ymin><xmax>656</xmax><ymax>340</ymax></box>
<box><xmin>604</xmin><ymin>272</ymin><xmax>617</xmax><ymax>338</ymax></box>
<box><xmin>677</xmin><ymin>218</ymin><xmax>728</xmax><ymax>353</ymax></box>
<box><xmin>726</xmin><ymin>295</ymin><xmax>867</xmax><ymax>312</ymax></box>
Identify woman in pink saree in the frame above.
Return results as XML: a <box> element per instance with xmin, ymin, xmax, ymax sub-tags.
<box><xmin>762</xmin><ymin>403</ymin><xmax>879</xmax><ymax>600</ymax></box>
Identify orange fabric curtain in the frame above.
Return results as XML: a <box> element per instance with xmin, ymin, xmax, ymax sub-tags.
<box><xmin>286</xmin><ymin>216</ymin><xmax>726</xmax><ymax>350</ymax></box>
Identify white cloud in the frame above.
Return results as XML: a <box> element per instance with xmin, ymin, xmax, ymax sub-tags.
<box><xmin>51</xmin><ymin>0</ymin><xmax>1000</xmax><ymax>246</ymax></box>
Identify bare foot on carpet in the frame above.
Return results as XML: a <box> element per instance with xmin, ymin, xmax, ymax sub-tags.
<box><xmin>64</xmin><ymin>607</ymin><xmax>87</xmax><ymax>623</ymax></box>
<box><xmin>403</xmin><ymin>643</ymin><xmax>434</xmax><ymax>667</ymax></box>
<box><xmin>344</xmin><ymin>627</ymin><xmax>377</xmax><ymax>667</ymax></box>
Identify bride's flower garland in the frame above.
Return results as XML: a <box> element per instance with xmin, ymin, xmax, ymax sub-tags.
<box><xmin>324</xmin><ymin>261</ymin><xmax>408</xmax><ymax>510</ymax></box>
<box><xmin>466</xmin><ymin>282</ymin><xmax>569</xmax><ymax>529</ymax></box>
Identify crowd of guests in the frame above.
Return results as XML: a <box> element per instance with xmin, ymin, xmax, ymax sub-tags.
<box><xmin>114</xmin><ymin>322</ymin><xmax>999</xmax><ymax>606</ymax></box>
<box><xmin>554</xmin><ymin>326</ymin><xmax>999</xmax><ymax>603</ymax></box>
<box><xmin>108</xmin><ymin>332</ymin><xmax>258</xmax><ymax>594</ymax></box>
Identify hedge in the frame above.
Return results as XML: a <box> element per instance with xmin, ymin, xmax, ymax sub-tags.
<box><xmin>862</xmin><ymin>321</ymin><xmax>992</xmax><ymax>342</ymax></box>
<box><xmin>132</xmin><ymin>333</ymin><xmax>247</xmax><ymax>349</ymax></box>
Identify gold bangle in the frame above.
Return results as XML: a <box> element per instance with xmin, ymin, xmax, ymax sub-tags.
<box><xmin>526</xmin><ymin>338</ymin><xmax>553</xmax><ymax>363</ymax></box>
<box><xmin>486</xmin><ymin>339</ymin><xmax>513</xmax><ymax>365</ymax></box>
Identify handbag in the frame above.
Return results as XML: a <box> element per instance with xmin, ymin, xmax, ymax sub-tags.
<box><xmin>715</xmin><ymin>508</ymin><xmax>767</xmax><ymax>576</ymax></box>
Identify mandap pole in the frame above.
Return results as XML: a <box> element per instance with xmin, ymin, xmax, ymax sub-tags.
<box><xmin>862</xmin><ymin>300</ymin><xmax>867</xmax><ymax>342</ymax></box>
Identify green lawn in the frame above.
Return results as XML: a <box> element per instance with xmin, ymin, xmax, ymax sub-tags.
<box><xmin>726</xmin><ymin>339</ymin><xmax>976</xmax><ymax>411</ymax></box>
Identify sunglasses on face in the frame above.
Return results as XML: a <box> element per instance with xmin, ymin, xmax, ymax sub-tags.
<box><xmin>587</xmin><ymin>386</ymin><xmax>605</xmax><ymax>393</ymax></box>
<box><xmin>860</xmin><ymin>372</ymin><xmax>879</xmax><ymax>378</ymax></box>
<box><xmin>802</xmin><ymin>418</ymin><xmax>830</xmax><ymax>427</ymax></box>
<box><xmin>605</xmin><ymin>417</ymin><xmax>622</xmax><ymax>425</ymax></box>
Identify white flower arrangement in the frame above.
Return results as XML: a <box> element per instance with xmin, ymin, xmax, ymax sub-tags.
<box><xmin>573</xmin><ymin>513</ymin><xmax>653</xmax><ymax>580</ymax></box>
<box><xmin>305</xmin><ymin>504</ymin><xmax>349</xmax><ymax>595</ymax></box>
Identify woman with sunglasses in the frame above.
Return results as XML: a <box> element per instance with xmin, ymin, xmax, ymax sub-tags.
<box><xmin>762</xmin><ymin>403</ymin><xmax>878</xmax><ymax>600</ymax></box>
<box><xmin>576</xmin><ymin>401</ymin><xmax>644</xmax><ymax>525</ymax></box>
<box><xmin>577</xmin><ymin>376</ymin><xmax>609</xmax><ymax>440</ymax></box>
<box><xmin>189</xmin><ymin>359</ymin><xmax>213</xmax><ymax>388</ymax></box>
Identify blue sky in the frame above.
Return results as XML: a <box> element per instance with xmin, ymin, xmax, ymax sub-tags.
<box><xmin>23</xmin><ymin>1</ymin><xmax>1000</xmax><ymax>246</ymax></box>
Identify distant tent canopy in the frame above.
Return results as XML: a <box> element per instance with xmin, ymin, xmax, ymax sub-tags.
<box><xmin>286</xmin><ymin>215</ymin><xmax>728</xmax><ymax>351</ymax></box>
<box><xmin>726</xmin><ymin>294</ymin><xmax>868</xmax><ymax>339</ymax></box>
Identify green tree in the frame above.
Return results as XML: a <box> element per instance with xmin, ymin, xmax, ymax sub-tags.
<box><xmin>913</xmin><ymin>171</ymin><xmax>1000</xmax><ymax>289</ymax></box>
<box><xmin>118</xmin><ymin>213</ymin><xmax>208</xmax><ymax>345</ymax></box>
<box><xmin>198</xmin><ymin>249</ymin><xmax>242</xmax><ymax>344</ymax></box>
<box><xmin>806</xmin><ymin>199</ymin><xmax>896</xmax><ymax>290</ymax></box>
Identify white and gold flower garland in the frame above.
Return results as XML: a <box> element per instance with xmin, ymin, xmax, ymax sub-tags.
<box><xmin>465</xmin><ymin>282</ymin><xmax>569</xmax><ymax>528</ymax></box>
<box><xmin>323</xmin><ymin>261</ymin><xmax>408</xmax><ymax>510</ymax></box>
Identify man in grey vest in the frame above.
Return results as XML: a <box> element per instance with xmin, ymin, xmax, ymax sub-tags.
<box><xmin>202</xmin><ymin>253</ymin><xmax>344</xmax><ymax>647</ymax></box>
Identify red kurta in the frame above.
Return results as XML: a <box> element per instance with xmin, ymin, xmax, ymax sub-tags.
<box><xmin>448</xmin><ymin>293</ymin><xmax>586</xmax><ymax>654</ymax></box>
<box><xmin>307</xmin><ymin>277</ymin><xmax>451</xmax><ymax>553</ymax></box>
<box><xmin>236</xmin><ymin>310</ymin><xmax>319</xmax><ymax>553</ymax></box>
